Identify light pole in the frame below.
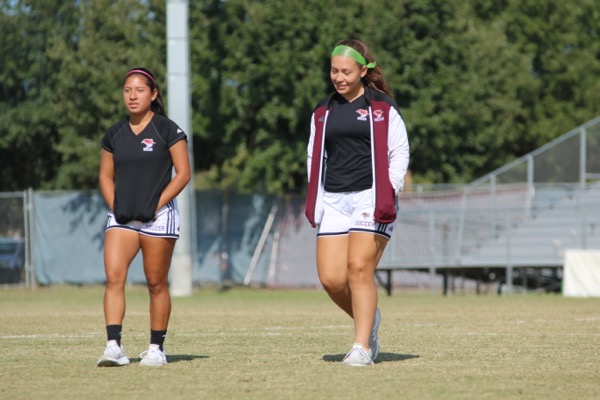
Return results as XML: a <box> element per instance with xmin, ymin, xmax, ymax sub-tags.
<box><xmin>167</xmin><ymin>0</ymin><xmax>194</xmax><ymax>296</ymax></box>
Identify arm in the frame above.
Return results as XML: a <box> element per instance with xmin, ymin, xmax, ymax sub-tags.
<box><xmin>306</xmin><ymin>113</ymin><xmax>317</xmax><ymax>181</ymax></box>
<box><xmin>387</xmin><ymin>108</ymin><xmax>410</xmax><ymax>194</ymax></box>
<box><xmin>99</xmin><ymin>149</ymin><xmax>115</xmax><ymax>210</ymax></box>
<box><xmin>156</xmin><ymin>139</ymin><xmax>191</xmax><ymax>211</ymax></box>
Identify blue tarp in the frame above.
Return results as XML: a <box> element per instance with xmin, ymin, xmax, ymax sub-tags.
<box><xmin>32</xmin><ymin>190</ymin><xmax>276</xmax><ymax>286</ymax></box>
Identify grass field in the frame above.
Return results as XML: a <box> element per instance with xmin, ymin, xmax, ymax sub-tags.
<box><xmin>0</xmin><ymin>285</ymin><xmax>599</xmax><ymax>400</ymax></box>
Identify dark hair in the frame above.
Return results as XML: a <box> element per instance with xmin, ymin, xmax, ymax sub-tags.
<box><xmin>123</xmin><ymin>67</ymin><xmax>166</xmax><ymax>116</ymax></box>
<box><xmin>335</xmin><ymin>39</ymin><xmax>392</xmax><ymax>96</ymax></box>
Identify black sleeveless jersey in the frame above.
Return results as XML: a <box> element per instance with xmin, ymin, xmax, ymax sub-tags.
<box><xmin>101</xmin><ymin>114</ymin><xmax>187</xmax><ymax>223</ymax></box>
<box><xmin>324</xmin><ymin>93</ymin><xmax>372</xmax><ymax>192</ymax></box>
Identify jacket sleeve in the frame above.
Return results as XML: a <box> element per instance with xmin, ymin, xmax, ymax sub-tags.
<box><xmin>387</xmin><ymin>107</ymin><xmax>410</xmax><ymax>194</ymax></box>
<box><xmin>307</xmin><ymin>112</ymin><xmax>317</xmax><ymax>181</ymax></box>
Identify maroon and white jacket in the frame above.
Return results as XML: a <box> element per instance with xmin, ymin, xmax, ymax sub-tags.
<box><xmin>305</xmin><ymin>87</ymin><xmax>410</xmax><ymax>228</ymax></box>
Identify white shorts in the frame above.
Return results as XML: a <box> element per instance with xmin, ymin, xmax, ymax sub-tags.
<box><xmin>317</xmin><ymin>189</ymin><xmax>395</xmax><ymax>239</ymax></box>
<box><xmin>105</xmin><ymin>201</ymin><xmax>180</xmax><ymax>239</ymax></box>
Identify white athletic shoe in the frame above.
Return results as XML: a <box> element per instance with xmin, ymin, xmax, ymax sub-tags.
<box><xmin>342</xmin><ymin>343</ymin><xmax>374</xmax><ymax>367</ymax></box>
<box><xmin>139</xmin><ymin>344</ymin><xmax>167</xmax><ymax>367</ymax></box>
<box><xmin>97</xmin><ymin>340</ymin><xmax>130</xmax><ymax>367</ymax></box>
<box><xmin>370</xmin><ymin>308</ymin><xmax>381</xmax><ymax>361</ymax></box>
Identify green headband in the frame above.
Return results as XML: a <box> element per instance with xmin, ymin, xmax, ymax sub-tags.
<box><xmin>331</xmin><ymin>45</ymin><xmax>376</xmax><ymax>69</ymax></box>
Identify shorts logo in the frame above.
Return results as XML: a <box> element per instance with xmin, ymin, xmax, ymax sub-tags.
<box><xmin>356</xmin><ymin>109</ymin><xmax>369</xmax><ymax>121</ymax></box>
<box><xmin>355</xmin><ymin>220</ymin><xmax>375</xmax><ymax>227</ymax></box>
<box><xmin>141</xmin><ymin>138</ymin><xmax>156</xmax><ymax>152</ymax></box>
<box><xmin>356</xmin><ymin>212</ymin><xmax>374</xmax><ymax>228</ymax></box>
<box><xmin>373</xmin><ymin>110</ymin><xmax>385</xmax><ymax>122</ymax></box>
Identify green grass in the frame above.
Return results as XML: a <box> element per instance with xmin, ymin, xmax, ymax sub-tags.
<box><xmin>1</xmin><ymin>285</ymin><xmax>599</xmax><ymax>400</ymax></box>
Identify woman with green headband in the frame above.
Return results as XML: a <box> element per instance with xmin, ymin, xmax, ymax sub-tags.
<box><xmin>305</xmin><ymin>39</ymin><xmax>410</xmax><ymax>366</ymax></box>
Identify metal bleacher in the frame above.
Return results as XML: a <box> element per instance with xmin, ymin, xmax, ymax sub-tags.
<box><xmin>257</xmin><ymin>115</ymin><xmax>599</xmax><ymax>294</ymax></box>
<box><xmin>376</xmin><ymin>115</ymin><xmax>600</xmax><ymax>294</ymax></box>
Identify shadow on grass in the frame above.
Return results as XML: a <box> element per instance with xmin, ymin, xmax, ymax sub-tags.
<box><xmin>322</xmin><ymin>352</ymin><xmax>419</xmax><ymax>364</ymax></box>
<box><xmin>129</xmin><ymin>354</ymin><xmax>209</xmax><ymax>364</ymax></box>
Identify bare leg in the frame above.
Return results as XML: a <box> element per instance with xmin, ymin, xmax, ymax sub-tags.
<box><xmin>347</xmin><ymin>232</ymin><xmax>387</xmax><ymax>349</ymax></box>
<box><xmin>103</xmin><ymin>229</ymin><xmax>141</xmax><ymax>325</ymax></box>
<box><xmin>316</xmin><ymin>235</ymin><xmax>353</xmax><ymax>318</ymax></box>
<box><xmin>140</xmin><ymin>236</ymin><xmax>176</xmax><ymax>330</ymax></box>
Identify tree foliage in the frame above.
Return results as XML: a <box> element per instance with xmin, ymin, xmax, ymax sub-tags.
<box><xmin>1</xmin><ymin>0</ymin><xmax>599</xmax><ymax>193</ymax></box>
<box><xmin>0</xmin><ymin>0</ymin><xmax>165</xmax><ymax>190</ymax></box>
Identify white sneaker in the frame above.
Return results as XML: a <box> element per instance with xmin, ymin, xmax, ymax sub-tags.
<box><xmin>369</xmin><ymin>308</ymin><xmax>381</xmax><ymax>361</ymax></box>
<box><xmin>97</xmin><ymin>340</ymin><xmax>130</xmax><ymax>367</ymax></box>
<box><xmin>139</xmin><ymin>344</ymin><xmax>167</xmax><ymax>367</ymax></box>
<box><xmin>342</xmin><ymin>343</ymin><xmax>374</xmax><ymax>367</ymax></box>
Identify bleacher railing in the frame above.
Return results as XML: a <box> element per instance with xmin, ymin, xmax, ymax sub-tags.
<box><xmin>377</xmin><ymin>115</ymin><xmax>600</xmax><ymax>291</ymax></box>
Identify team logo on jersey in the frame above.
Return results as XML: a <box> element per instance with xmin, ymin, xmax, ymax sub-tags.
<box><xmin>356</xmin><ymin>109</ymin><xmax>369</xmax><ymax>121</ymax></box>
<box><xmin>141</xmin><ymin>138</ymin><xmax>156</xmax><ymax>152</ymax></box>
<box><xmin>373</xmin><ymin>109</ymin><xmax>385</xmax><ymax>122</ymax></box>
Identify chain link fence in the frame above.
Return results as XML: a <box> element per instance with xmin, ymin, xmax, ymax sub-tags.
<box><xmin>2</xmin><ymin>116</ymin><xmax>599</xmax><ymax>293</ymax></box>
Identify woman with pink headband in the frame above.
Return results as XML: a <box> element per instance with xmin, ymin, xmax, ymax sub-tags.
<box><xmin>97</xmin><ymin>67</ymin><xmax>190</xmax><ymax>367</ymax></box>
<box><xmin>305</xmin><ymin>39</ymin><xmax>410</xmax><ymax>366</ymax></box>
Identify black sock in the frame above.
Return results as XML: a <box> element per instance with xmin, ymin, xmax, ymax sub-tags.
<box><xmin>106</xmin><ymin>325</ymin><xmax>122</xmax><ymax>346</ymax></box>
<box><xmin>150</xmin><ymin>330</ymin><xmax>167</xmax><ymax>351</ymax></box>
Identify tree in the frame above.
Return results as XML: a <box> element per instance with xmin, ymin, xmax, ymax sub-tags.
<box><xmin>1</xmin><ymin>0</ymin><xmax>599</xmax><ymax>192</ymax></box>
<box><xmin>0</xmin><ymin>0</ymin><xmax>165</xmax><ymax>191</ymax></box>
<box><xmin>190</xmin><ymin>0</ymin><xmax>331</xmax><ymax>194</ymax></box>
<box><xmin>503</xmin><ymin>0</ymin><xmax>600</xmax><ymax>145</ymax></box>
<box><xmin>49</xmin><ymin>0</ymin><xmax>166</xmax><ymax>189</ymax></box>
<box><xmin>388</xmin><ymin>0</ymin><xmax>539</xmax><ymax>182</ymax></box>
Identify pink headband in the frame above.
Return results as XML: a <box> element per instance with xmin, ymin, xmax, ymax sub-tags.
<box><xmin>125</xmin><ymin>69</ymin><xmax>157</xmax><ymax>88</ymax></box>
